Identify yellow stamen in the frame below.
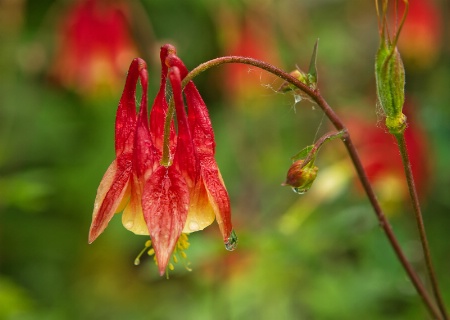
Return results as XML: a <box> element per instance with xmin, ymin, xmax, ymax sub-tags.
<box><xmin>169</xmin><ymin>233</ymin><xmax>192</xmax><ymax>273</ymax></box>
<box><xmin>134</xmin><ymin>239</ymin><xmax>152</xmax><ymax>266</ymax></box>
<box><xmin>134</xmin><ymin>234</ymin><xmax>192</xmax><ymax>274</ymax></box>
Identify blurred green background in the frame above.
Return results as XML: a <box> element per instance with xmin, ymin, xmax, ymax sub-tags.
<box><xmin>1</xmin><ymin>0</ymin><xmax>449</xmax><ymax>319</ymax></box>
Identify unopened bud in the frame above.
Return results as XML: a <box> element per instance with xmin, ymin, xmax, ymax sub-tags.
<box><xmin>375</xmin><ymin>44</ymin><xmax>406</xmax><ymax>134</ymax></box>
<box><xmin>278</xmin><ymin>69</ymin><xmax>307</xmax><ymax>92</ymax></box>
<box><xmin>282</xmin><ymin>160</ymin><xmax>318</xmax><ymax>194</ymax></box>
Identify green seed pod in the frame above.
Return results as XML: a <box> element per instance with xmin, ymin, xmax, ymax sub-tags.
<box><xmin>375</xmin><ymin>43</ymin><xmax>407</xmax><ymax>134</ymax></box>
<box><xmin>374</xmin><ymin>0</ymin><xmax>409</xmax><ymax>135</ymax></box>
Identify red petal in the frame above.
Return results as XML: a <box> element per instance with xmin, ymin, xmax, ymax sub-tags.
<box><xmin>132</xmin><ymin>62</ymin><xmax>156</xmax><ymax>179</ymax></box>
<box><xmin>115</xmin><ymin>58</ymin><xmax>146</xmax><ymax>155</ymax></box>
<box><xmin>149</xmin><ymin>45</ymin><xmax>177</xmax><ymax>154</ymax></box>
<box><xmin>201</xmin><ymin>162</ymin><xmax>232</xmax><ymax>241</ymax></box>
<box><xmin>165</xmin><ymin>54</ymin><xmax>188</xmax><ymax>79</ymax></box>
<box><xmin>169</xmin><ymin>67</ymin><xmax>199</xmax><ymax>187</ymax></box>
<box><xmin>142</xmin><ymin>165</ymin><xmax>189</xmax><ymax>276</ymax></box>
<box><xmin>185</xmin><ymin>82</ymin><xmax>216</xmax><ymax>156</ymax></box>
<box><xmin>89</xmin><ymin>153</ymin><xmax>132</xmax><ymax>243</ymax></box>
<box><xmin>184</xmin><ymin>83</ymin><xmax>232</xmax><ymax>240</ymax></box>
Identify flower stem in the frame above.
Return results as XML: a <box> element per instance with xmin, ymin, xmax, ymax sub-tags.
<box><xmin>394</xmin><ymin>132</ymin><xmax>448</xmax><ymax>320</ymax></box>
<box><xmin>183</xmin><ymin>56</ymin><xmax>442</xmax><ymax>319</ymax></box>
<box><xmin>161</xmin><ymin>98</ymin><xmax>174</xmax><ymax>166</ymax></box>
<box><xmin>297</xmin><ymin>130</ymin><xmax>346</xmax><ymax>168</ymax></box>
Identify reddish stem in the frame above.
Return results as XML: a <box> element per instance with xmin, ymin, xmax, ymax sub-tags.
<box><xmin>181</xmin><ymin>56</ymin><xmax>442</xmax><ymax>319</ymax></box>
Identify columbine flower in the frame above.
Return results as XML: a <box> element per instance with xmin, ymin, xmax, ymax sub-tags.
<box><xmin>89</xmin><ymin>45</ymin><xmax>236</xmax><ymax>275</ymax></box>
<box><xmin>50</xmin><ymin>0</ymin><xmax>137</xmax><ymax>96</ymax></box>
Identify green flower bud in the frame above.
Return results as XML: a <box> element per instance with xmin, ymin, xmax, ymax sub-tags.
<box><xmin>282</xmin><ymin>160</ymin><xmax>318</xmax><ymax>195</ymax></box>
<box><xmin>375</xmin><ymin>43</ymin><xmax>406</xmax><ymax>134</ymax></box>
<box><xmin>278</xmin><ymin>69</ymin><xmax>307</xmax><ymax>92</ymax></box>
<box><xmin>278</xmin><ymin>40</ymin><xmax>319</xmax><ymax>92</ymax></box>
<box><xmin>374</xmin><ymin>0</ymin><xmax>409</xmax><ymax>135</ymax></box>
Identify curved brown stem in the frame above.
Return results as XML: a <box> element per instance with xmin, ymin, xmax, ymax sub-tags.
<box><xmin>181</xmin><ymin>56</ymin><xmax>442</xmax><ymax>319</ymax></box>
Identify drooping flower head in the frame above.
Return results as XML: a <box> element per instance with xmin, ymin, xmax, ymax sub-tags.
<box><xmin>89</xmin><ymin>45</ymin><xmax>236</xmax><ymax>275</ymax></box>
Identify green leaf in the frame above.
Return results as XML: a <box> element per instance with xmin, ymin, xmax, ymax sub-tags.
<box><xmin>307</xmin><ymin>39</ymin><xmax>319</xmax><ymax>88</ymax></box>
<box><xmin>291</xmin><ymin>145</ymin><xmax>314</xmax><ymax>162</ymax></box>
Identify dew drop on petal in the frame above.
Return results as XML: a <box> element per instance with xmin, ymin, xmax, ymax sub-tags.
<box><xmin>189</xmin><ymin>221</ymin><xmax>199</xmax><ymax>232</ymax></box>
<box><xmin>225</xmin><ymin>229</ymin><xmax>238</xmax><ymax>251</ymax></box>
<box><xmin>124</xmin><ymin>220</ymin><xmax>134</xmax><ymax>228</ymax></box>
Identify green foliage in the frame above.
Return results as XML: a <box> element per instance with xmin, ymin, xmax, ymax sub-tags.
<box><xmin>1</xmin><ymin>0</ymin><xmax>449</xmax><ymax>319</ymax></box>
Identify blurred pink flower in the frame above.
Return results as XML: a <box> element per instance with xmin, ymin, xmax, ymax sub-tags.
<box><xmin>50</xmin><ymin>0</ymin><xmax>137</xmax><ymax>96</ymax></box>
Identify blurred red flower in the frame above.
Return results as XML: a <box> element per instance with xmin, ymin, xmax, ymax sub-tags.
<box><xmin>50</xmin><ymin>0</ymin><xmax>137</xmax><ymax>96</ymax></box>
<box><xmin>347</xmin><ymin>102</ymin><xmax>431</xmax><ymax>208</ymax></box>
<box><xmin>218</xmin><ymin>6</ymin><xmax>280</xmax><ymax>102</ymax></box>
<box><xmin>396</xmin><ymin>0</ymin><xmax>442</xmax><ymax>69</ymax></box>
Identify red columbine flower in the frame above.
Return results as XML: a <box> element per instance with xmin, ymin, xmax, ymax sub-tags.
<box><xmin>51</xmin><ymin>0</ymin><xmax>137</xmax><ymax>96</ymax></box>
<box><xmin>89</xmin><ymin>45</ymin><xmax>236</xmax><ymax>275</ymax></box>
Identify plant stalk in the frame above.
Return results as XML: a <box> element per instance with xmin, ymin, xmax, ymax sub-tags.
<box><xmin>394</xmin><ymin>132</ymin><xmax>448</xmax><ymax>320</ymax></box>
<box><xmin>178</xmin><ymin>56</ymin><xmax>442</xmax><ymax>319</ymax></box>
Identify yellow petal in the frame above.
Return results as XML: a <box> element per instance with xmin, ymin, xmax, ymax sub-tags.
<box><xmin>182</xmin><ymin>180</ymin><xmax>215</xmax><ymax>233</ymax></box>
<box><xmin>121</xmin><ymin>174</ymin><xmax>149</xmax><ymax>235</ymax></box>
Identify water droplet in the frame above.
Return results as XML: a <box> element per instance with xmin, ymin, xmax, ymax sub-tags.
<box><xmin>292</xmin><ymin>187</ymin><xmax>308</xmax><ymax>195</ymax></box>
<box><xmin>189</xmin><ymin>221</ymin><xmax>199</xmax><ymax>232</ymax></box>
<box><xmin>225</xmin><ymin>229</ymin><xmax>238</xmax><ymax>251</ymax></box>
<box><xmin>125</xmin><ymin>220</ymin><xmax>134</xmax><ymax>228</ymax></box>
<box><xmin>294</xmin><ymin>94</ymin><xmax>302</xmax><ymax>104</ymax></box>
<box><xmin>134</xmin><ymin>258</ymin><xmax>141</xmax><ymax>266</ymax></box>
